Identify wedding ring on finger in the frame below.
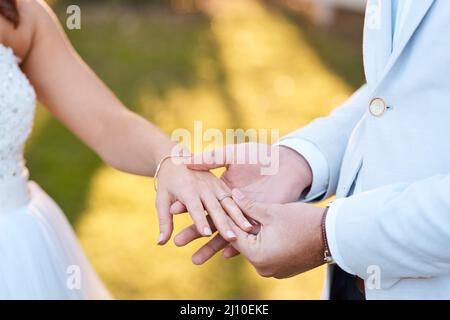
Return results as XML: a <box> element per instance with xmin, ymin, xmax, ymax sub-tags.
<box><xmin>217</xmin><ymin>193</ymin><xmax>232</xmax><ymax>202</ymax></box>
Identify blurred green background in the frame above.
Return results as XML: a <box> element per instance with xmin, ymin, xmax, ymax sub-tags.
<box><xmin>27</xmin><ymin>0</ymin><xmax>364</xmax><ymax>299</ymax></box>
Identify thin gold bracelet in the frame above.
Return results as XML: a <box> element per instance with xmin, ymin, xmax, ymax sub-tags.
<box><xmin>153</xmin><ymin>154</ymin><xmax>192</xmax><ymax>192</ymax></box>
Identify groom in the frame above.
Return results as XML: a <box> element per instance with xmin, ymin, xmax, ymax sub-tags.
<box><xmin>173</xmin><ymin>0</ymin><xmax>450</xmax><ymax>300</ymax></box>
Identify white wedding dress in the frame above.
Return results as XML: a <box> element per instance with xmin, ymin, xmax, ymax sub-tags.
<box><xmin>0</xmin><ymin>44</ymin><xmax>110</xmax><ymax>299</ymax></box>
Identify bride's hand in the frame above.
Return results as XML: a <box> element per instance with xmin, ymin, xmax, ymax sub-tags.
<box><xmin>155</xmin><ymin>160</ymin><xmax>253</xmax><ymax>245</ymax></box>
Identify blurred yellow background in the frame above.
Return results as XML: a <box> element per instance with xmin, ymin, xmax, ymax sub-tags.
<box><xmin>27</xmin><ymin>0</ymin><xmax>365</xmax><ymax>299</ymax></box>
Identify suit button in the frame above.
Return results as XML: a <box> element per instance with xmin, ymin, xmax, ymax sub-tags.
<box><xmin>369</xmin><ymin>98</ymin><xmax>387</xmax><ymax>117</ymax></box>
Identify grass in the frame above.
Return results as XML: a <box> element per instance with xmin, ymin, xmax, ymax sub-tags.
<box><xmin>25</xmin><ymin>0</ymin><xmax>364</xmax><ymax>299</ymax></box>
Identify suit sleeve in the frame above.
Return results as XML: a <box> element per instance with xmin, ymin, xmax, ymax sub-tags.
<box><xmin>278</xmin><ymin>84</ymin><xmax>371</xmax><ymax>199</ymax></box>
<box><xmin>326</xmin><ymin>174</ymin><xmax>450</xmax><ymax>283</ymax></box>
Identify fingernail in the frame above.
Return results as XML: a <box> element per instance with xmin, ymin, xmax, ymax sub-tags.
<box><xmin>232</xmin><ymin>189</ymin><xmax>245</xmax><ymax>200</ymax></box>
<box><xmin>192</xmin><ymin>255</ymin><xmax>202</xmax><ymax>265</ymax></box>
<box><xmin>203</xmin><ymin>227</ymin><xmax>212</xmax><ymax>236</ymax></box>
<box><xmin>244</xmin><ymin>221</ymin><xmax>253</xmax><ymax>230</ymax></box>
<box><xmin>226</xmin><ymin>230</ymin><xmax>237</xmax><ymax>239</ymax></box>
<box><xmin>157</xmin><ymin>233</ymin><xmax>164</xmax><ymax>245</ymax></box>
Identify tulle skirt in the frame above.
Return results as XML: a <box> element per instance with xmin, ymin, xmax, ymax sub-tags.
<box><xmin>0</xmin><ymin>173</ymin><xmax>110</xmax><ymax>299</ymax></box>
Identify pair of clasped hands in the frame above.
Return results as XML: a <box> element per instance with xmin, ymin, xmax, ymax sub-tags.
<box><xmin>155</xmin><ymin>143</ymin><xmax>327</xmax><ymax>279</ymax></box>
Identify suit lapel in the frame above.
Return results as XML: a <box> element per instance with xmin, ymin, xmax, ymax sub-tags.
<box><xmin>363</xmin><ymin>0</ymin><xmax>393</xmax><ymax>86</ymax></box>
<box><xmin>372</xmin><ymin>0</ymin><xmax>435</xmax><ymax>91</ymax></box>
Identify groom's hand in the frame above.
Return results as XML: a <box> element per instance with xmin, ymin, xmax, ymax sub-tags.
<box><xmin>175</xmin><ymin>189</ymin><xmax>326</xmax><ymax>278</ymax></box>
<box><xmin>178</xmin><ymin>143</ymin><xmax>313</xmax><ymax>205</ymax></box>
<box><xmin>171</xmin><ymin>143</ymin><xmax>314</xmax><ymax>260</ymax></box>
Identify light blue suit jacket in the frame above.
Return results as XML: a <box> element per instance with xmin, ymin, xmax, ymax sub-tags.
<box><xmin>281</xmin><ymin>0</ymin><xmax>450</xmax><ymax>299</ymax></box>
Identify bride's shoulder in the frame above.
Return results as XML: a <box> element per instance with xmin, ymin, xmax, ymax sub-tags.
<box><xmin>1</xmin><ymin>0</ymin><xmax>57</xmax><ymax>61</ymax></box>
<box><xmin>19</xmin><ymin>0</ymin><xmax>60</xmax><ymax>31</ymax></box>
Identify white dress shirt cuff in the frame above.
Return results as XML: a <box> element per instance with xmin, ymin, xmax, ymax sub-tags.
<box><xmin>276</xmin><ymin>138</ymin><xmax>329</xmax><ymax>202</ymax></box>
<box><xmin>325</xmin><ymin>199</ymin><xmax>355</xmax><ymax>275</ymax></box>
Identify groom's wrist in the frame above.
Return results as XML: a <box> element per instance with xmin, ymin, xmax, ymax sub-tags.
<box><xmin>278</xmin><ymin>146</ymin><xmax>313</xmax><ymax>192</ymax></box>
<box><xmin>298</xmin><ymin>204</ymin><xmax>327</xmax><ymax>271</ymax></box>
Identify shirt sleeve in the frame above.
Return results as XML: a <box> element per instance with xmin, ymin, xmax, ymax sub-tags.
<box><xmin>276</xmin><ymin>138</ymin><xmax>330</xmax><ymax>202</ymax></box>
<box><xmin>324</xmin><ymin>199</ymin><xmax>355</xmax><ymax>275</ymax></box>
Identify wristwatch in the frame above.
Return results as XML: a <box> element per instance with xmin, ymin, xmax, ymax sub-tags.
<box><xmin>321</xmin><ymin>203</ymin><xmax>335</xmax><ymax>265</ymax></box>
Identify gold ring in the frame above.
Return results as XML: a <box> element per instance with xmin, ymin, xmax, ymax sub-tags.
<box><xmin>217</xmin><ymin>193</ymin><xmax>232</xmax><ymax>202</ymax></box>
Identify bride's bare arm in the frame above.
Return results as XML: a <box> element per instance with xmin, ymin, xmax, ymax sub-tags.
<box><xmin>13</xmin><ymin>0</ymin><xmax>252</xmax><ymax>243</ymax></box>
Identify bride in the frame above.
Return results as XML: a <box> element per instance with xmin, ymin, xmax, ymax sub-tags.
<box><xmin>0</xmin><ymin>0</ymin><xmax>252</xmax><ymax>299</ymax></box>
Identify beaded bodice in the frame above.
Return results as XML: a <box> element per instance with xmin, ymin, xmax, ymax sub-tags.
<box><xmin>0</xmin><ymin>44</ymin><xmax>36</xmax><ymax>180</ymax></box>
